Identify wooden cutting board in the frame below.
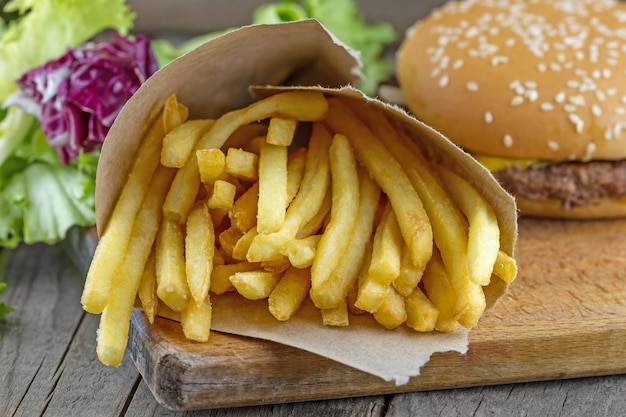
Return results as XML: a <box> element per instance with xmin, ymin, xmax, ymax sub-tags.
<box><xmin>128</xmin><ymin>217</ymin><xmax>626</xmax><ymax>411</ymax></box>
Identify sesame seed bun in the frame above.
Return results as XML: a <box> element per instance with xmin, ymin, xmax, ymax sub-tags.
<box><xmin>396</xmin><ymin>0</ymin><xmax>626</xmax><ymax>218</ymax></box>
<box><xmin>397</xmin><ymin>0</ymin><xmax>626</xmax><ymax>161</ymax></box>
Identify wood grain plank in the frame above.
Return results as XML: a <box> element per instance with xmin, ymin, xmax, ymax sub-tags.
<box><xmin>125</xmin><ymin>380</ymin><xmax>387</xmax><ymax>417</ymax></box>
<box><xmin>41</xmin><ymin>313</ymin><xmax>142</xmax><ymax>417</ymax></box>
<box><xmin>0</xmin><ymin>243</ymin><xmax>86</xmax><ymax>417</ymax></box>
<box><xmin>386</xmin><ymin>374</ymin><xmax>626</xmax><ymax>417</ymax></box>
<box><xmin>129</xmin><ymin>218</ymin><xmax>626</xmax><ymax>410</ymax></box>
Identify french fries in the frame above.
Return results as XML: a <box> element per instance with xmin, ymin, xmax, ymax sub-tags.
<box><xmin>83</xmin><ymin>90</ymin><xmax>517</xmax><ymax>367</ymax></box>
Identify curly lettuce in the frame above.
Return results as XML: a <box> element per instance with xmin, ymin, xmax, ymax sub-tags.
<box><xmin>252</xmin><ymin>0</ymin><xmax>397</xmax><ymax>96</ymax></box>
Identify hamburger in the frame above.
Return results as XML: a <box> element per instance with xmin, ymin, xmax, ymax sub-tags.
<box><xmin>396</xmin><ymin>0</ymin><xmax>626</xmax><ymax>218</ymax></box>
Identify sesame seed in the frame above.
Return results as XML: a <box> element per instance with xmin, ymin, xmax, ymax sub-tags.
<box><xmin>547</xmin><ymin>141</ymin><xmax>559</xmax><ymax>151</ymax></box>
<box><xmin>466</xmin><ymin>81</ymin><xmax>479</xmax><ymax>92</ymax></box>
<box><xmin>564</xmin><ymin>104</ymin><xmax>578</xmax><ymax>113</ymax></box>
<box><xmin>595</xmin><ymin>90</ymin><xmax>607</xmax><ymax>101</ymax></box>
<box><xmin>607</xmin><ymin>88</ymin><xmax>618</xmax><ymax>96</ymax></box>
<box><xmin>491</xmin><ymin>56</ymin><xmax>509</xmax><ymax>66</ymax></box>
<box><xmin>526</xmin><ymin>90</ymin><xmax>539</xmax><ymax>102</ymax></box>
<box><xmin>510</xmin><ymin>96</ymin><xmax>524</xmax><ymax>106</ymax></box>
<box><xmin>568</xmin><ymin>114</ymin><xmax>584</xmax><ymax>133</ymax></box>
<box><xmin>484</xmin><ymin>111</ymin><xmax>493</xmax><ymax>124</ymax></box>
<box><xmin>452</xmin><ymin>59</ymin><xmax>464</xmax><ymax>70</ymax></box>
<box><xmin>555</xmin><ymin>91</ymin><xmax>566</xmax><ymax>103</ymax></box>
<box><xmin>549</xmin><ymin>62</ymin><xmax>563</xmax><ymax>71</ymax></box>
<box><xmin>569</xmin><ymin>95</ymin><xmax>586</xmax><ymax>106</ymax></box>
<box><xmin>616</xmin><ymin>108</ymin><xmax>626</xmax><ymax>115</ymax></box>
<box><xmin>438</xmin><ymin>74</ymin><xmax>450</xmax><ymax>88</ymax></box>
<box><xmin>592</xmin><ymin>104</ymin><xmax>602</xmax><ymax>117</ymax></box>
<box><xmin>537</xmin><ymin>63</ymin><xmax>547</xmax><ymax>72</ymax></box>
<box><xmin>566</xmin><ymin>80</ymin><xmax>580</xmax><ymax>89</ymax></box>
<box><xmin>503</xmin><ymin>134</ymin><xmax>513</xmax><ymax>148</ymax></box>
<box><xmin>540</xmin><ymin>102</ymin><xmax>554</xmax><ymax>111</ymax></box>
<box><xmin>430</xmin><ymin>67</ymin><xmax>442</xmax><ymax>78</ymax></box>
<box><xmin>605</xmin><ymin>127</ymin><xmax>614</xmax><ymax>140</ymax></box>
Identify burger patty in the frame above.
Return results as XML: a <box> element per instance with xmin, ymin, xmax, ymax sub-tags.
<box><xmin>493</xmin><ymin>160</ymin><xmax>626</xmax><ymax>210</ymax></box>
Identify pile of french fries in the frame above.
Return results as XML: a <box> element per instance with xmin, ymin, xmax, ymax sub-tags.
<box><xmin>80</xmin><ymin>90</ymin><xmax>517</xmax><ymax>367</ymax></box>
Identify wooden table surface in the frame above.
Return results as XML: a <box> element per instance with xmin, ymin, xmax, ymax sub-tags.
<box><xmin>1</xmin><ymin>229</ymin><xmax>625</xmax><ymax>417</ymax></box>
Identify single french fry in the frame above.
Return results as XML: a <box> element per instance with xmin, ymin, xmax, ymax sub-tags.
<box><xmin>185</xmin><ymin>201</ymin><xmax>215</xmax><ymax>306</ymax></box>
<box><xmin>373</xmin><ymin>287</ymin><xmax>407</xmax><ymax>330</ymax></box>
<box><xmin>162</xmin><ymin>93</ymin><xmax>189</xmax><ymax>134</ymax></box>
<box><xmin>324</xmin><ymin>98</ymin><xmax>433</xmax><ymax>270</ymax></box>
<box><xmin>405</xmin><ymin>287</ymin><xmax>439</xmax><ymax>332</ymax></box>
<box><xmin>137</xmin><ymin>247</ymin><xmax>157</xmax><ymax>324</ymax></box>
<box><xmin>355</xmin><ymin>242</ymin><xmax>390</xmax><ymax>314</ymax></box>
<box><xmin>210</xmin><ymin>262</ymin><xmax>261</xmax><ymax>295</ymax></box>
<box><xmin>197</xmin><ymin>148</ymin><xmax>226</xmax><ymax>185</ymax></box>
<box><xmin>321</xmin><ymin>299</ymin><xmax>350</xmax><ymax>327</ymax></box>
<box><xmin>421</xmin><ymin>249</ymin><xmax>459</xmax><ymax>333</ymax></box>
<box><xmin>230</xmin><ymin>270</ymin><xmax>280</xmax><ymax>300</ymax></box>
<box><xmin>180</xmin><ymin>296</ymin><xmax>212</xmax><ymax>342</ymax></box>
<box><xmin>493</xmin><ymin>250</ymin><xmax>518</xmax><ymax>284</ymax></box>
<box><xmin>208</xmin><ymin>179</ymin><xmax>237</xmax><ymax>211</ymax></box>
<box><xmin>368</xmin><ymin>202</ymin><xmax>404</xmax><ymax>287</ymax></box>
<box><xmin>267</xmin><ymin>117</ymin><xmax>298</xmax><ymax>146</ymax></box>
<box><xmin>246</xmin><ymin>122</ymin><xmax>332</xmax><ymax>262</ymax></box>
<box><xmin>257</xmin><ymin>141</ymin><xmax>289</xmax><ymax>233</ymax></box>
<box><xmin>82</xmin><ymin>111</ymin><xmax>165</xmax><ymax>314</ymax></box>
<box><xmin>226</xmin><ymin>147</ymin><xmax>259</xmax><ymax>181</ymax></box>
<box><xmin>268</xmin><ymin>266</ymin><xmax>311</xmax><ymax>321</ymax></box>
<box><xmin>296</xmin><ymin>187</ymin><xmax>331</xmax><ymax>239</ymax></box>
<box><xmin>392</xmin><ymin>247</ymin><xmax>424</xmax><ymax>297</ymax></box>
<box><xmin>310</xmin><ymin>134</ymin><xmax>360</xmax><ymax>305</ymax></box>
<box><xmin>228</xmin><ymin>182</ymin><xmax>259</xmax><ymax>233</ymax></box>
<box><xmin>436</xmin><ymin>165</ymin><xmax>500</xmax><ymax>286</ymax></box>
<box><xmin>156</xmin><ymin>218</ymin><xmax>190</xmax><ymax>312</ymax></box>
<box><xmin>457</xmin><ymin>280</ymin><xmax>487</xmax><ymax>328</ymax></box>
<box><xmin>161</xmin><ymin>119</ymin><xmax>214</xmax><ymax>168</ymax></box>
<box><xmin>286</xmin><ymin>147</ymin><xmax>307</xmax><ymax>204</ymax></box>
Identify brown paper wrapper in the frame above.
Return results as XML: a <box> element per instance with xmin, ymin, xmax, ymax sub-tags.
<box><xmin>96</xmin><ymin>19</ymin><xmax>517</xmax><ymax>384</ymax></box>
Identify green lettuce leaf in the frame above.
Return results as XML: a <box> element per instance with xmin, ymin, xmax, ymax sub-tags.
<box><xmin>0</xmin><ymin>282</ymin><xmax>12</xmax><ymax>319</ymax></box>
<box><xmin>252</xmin><ymin>0</ymin><xmax>397</xmax><ymax>96</ymax></box>
<box><xmin>0</xmin><ymin>125</ymin><xmax>97</xmax><ymax>248</ymax></box>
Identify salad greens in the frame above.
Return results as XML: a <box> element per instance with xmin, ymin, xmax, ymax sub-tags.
<box><xmin>0</xmin><ymin>0</ymin><xmax>135</xmax><ymax>249</ymax></box>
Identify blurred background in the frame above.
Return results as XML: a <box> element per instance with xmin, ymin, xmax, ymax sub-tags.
<box><xmin>127</xmin><ymin>0</ymin><xmax>449</xmax><ymax>38</ymax></box>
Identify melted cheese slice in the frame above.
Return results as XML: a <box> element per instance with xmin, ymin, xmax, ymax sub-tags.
<box><xmin>474</xmin><ymin>155</ymin><xmax>546</xmax><ymax>172</ymax></box>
